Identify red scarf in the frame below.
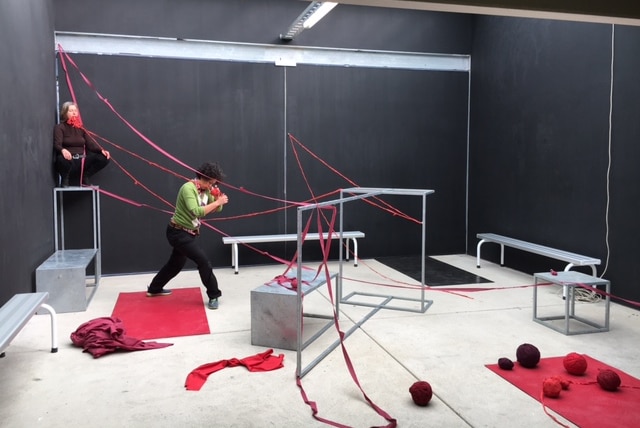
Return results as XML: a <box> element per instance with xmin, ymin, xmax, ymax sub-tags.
<box><xmin>185</xmin><ymin>349</ymin><xmax>284</xmax><ymax>391</ymax></box>
<box><xmin>67</xmin><ymin>116</ymin><xmax>83</xmax><ymax>128</ymax></box>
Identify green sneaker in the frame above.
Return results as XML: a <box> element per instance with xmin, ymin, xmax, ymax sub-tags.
<box><xmin>207</xmin><ymin>298</ymin><xmax>219</xmax><ymax>310</ymax></box>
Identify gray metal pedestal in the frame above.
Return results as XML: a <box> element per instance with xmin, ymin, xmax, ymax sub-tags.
<box><xmin>35</xmin><ymin>187</ymin><xmax>101</xmax><ymax>314</ymax></box>
<box><xmin>36</xmin><ymin>249</ymin><xmax>99</xmax><ymax>313</ymax></box>
<box><xmin>533</xmin><ymin>271</ymin><xmax>610</xmax><ymax>335</ymax></box>
<box><xmin>251</xmin><ymin>270</ymin><xmax>336</xmax><ymax>351</ymax></box>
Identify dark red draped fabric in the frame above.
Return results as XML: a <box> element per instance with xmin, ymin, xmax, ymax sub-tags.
<box><xmin>71</xmin><ymin>317</ymin><xmax>173</xmax><ymax>358</ymax></box>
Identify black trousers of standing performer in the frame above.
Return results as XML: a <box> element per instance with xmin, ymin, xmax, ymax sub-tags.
<box><xmin>148</xmin><ymin>225</ymin><xmax>222</xmax><ymax>300</ymax></box>
<box><xmin>54</xmin><ymin>152</ymin><xmax>110</xmax><ymax>186</ymax></box>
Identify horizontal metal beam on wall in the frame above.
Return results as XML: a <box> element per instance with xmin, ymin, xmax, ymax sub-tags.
<box><xmin>55</xmin><ymin>32</ymin><xmax>469</xmax><ymax>72</ymax></box>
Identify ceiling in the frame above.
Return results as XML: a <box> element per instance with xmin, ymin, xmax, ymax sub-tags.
<box><xmin>338</xmin><ymin>0</ymin><xmax>640</xmax><ymax>26</ymax></box>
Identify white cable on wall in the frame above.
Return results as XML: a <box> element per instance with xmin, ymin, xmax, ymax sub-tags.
<box><xmin>601</xmin><ymin>23</ymin><xmax>615</xmax><ymax>278</ymax></box>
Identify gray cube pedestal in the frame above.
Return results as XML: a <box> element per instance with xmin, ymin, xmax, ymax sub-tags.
<box><xmin>251</xmin><ymin>284</ymin><xmax>299</xmax><ymax>351</ymax></box>
<box><xmin>251</xmin><ymin>271</ymin><xmax>336</xmax><ymax>351</ymax></box>
<box><xmin>36</xmin><ymin>249</ymin><xmax>98</xmax><ymax>313</ymax></box>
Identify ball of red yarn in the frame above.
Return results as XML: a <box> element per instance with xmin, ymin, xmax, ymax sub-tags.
<box><xmin>543</xmin><ymin>377</ymin><xmax>562</xmax><ymax>398</ymax></box>
<box><xmin>409</xmin><ymin>381</ymin><xmax>433</xmax><ymax>406</ymax></box>
<box><xmin>563</xmin><ymin>352</ymin><xmax>588</xmax><ymax>375</ymax></box>
<box><xmin>516</xmin><ymin>343</ymin><xmax>541</xmax><ymax>368</ymax></box>
<box><xmin>550</xmin><ymin>375</ymin><xmax>571</xmax><ymax>390</ymax></box>
<box><xmin>498</xmin><ymin>357</ymin><xmax>514</xmax><ymax>370</ymax></box>
<box><xmin>597</xmin><ymin>369</ymin><xmax>621</xmax><ymax>391</ymax></box>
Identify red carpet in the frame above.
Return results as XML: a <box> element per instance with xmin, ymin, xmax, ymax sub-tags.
<box><xmin>111</xmin><ymin>287</ymin><xmax>210</xmax><ymax>340</ymax></box>
<box><xmin>486</xmin><ymin>355</ymin><xmax>640</xmax><ymax>428</ymax></box>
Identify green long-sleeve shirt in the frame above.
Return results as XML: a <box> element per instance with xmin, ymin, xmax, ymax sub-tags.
<box><xmin>171</xmin><ymin>181</ymin><xmax>222</xmax><ymax>231</ymax></box>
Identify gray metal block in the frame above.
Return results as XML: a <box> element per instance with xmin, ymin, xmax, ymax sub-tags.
<box><xmin>36</xmin><ymin>250</ymin><xmax>97</xmax><ymax>313</ymax></box>
<box><xmin>251</xmin><ymin>284</ymin><xmax>299</xmax><ymax>351</ymax></box>
<box><xmin>251</xmin><ymin>270</ymin><xmax>336</xmax><ymax>351</ymax></box>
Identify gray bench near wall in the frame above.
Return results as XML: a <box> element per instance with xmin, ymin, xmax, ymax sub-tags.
<box><xmin>0</xmin><ymin>292</ymin><xmax>58</xmax><ymax>358</ymax></box>
<box><xmin>222</xmin><ymin>231</ymin><xmax>365</xmax><ymax>274</ymax></box>
<box><xmin>476</xmin><ymin>233</ymin><xmax>600</xmax><ymax>275</ymax></box>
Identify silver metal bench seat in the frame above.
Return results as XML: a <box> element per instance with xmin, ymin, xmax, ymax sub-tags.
<box><xmin>222</xmin><ymin>231</ymin><xmax>365</xmax><ymax>274</ymax></box>
<box><xmin>476</xmin><ymin>233</ymin><xmax>600</xmax><ymax>275</ymax></box>
<box><xmin>0</xmin><ymin>292</ymin><xmax>58</xmax><ymax>358</ymax></box>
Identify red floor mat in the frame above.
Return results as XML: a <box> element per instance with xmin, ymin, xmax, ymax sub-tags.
<box><xmin>111</xmin><ymin>287</ymin><xmax>210</xmax><ymax>340</ymax></box>
<box><xmin>486</xmin><ymin>354</ymin><xmax>640</xmax><ymax>428</ymax></box>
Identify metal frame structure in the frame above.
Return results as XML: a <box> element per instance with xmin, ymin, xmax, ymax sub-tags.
<box><xmin>338</xmin><ymin>187</ymin><xmax>435</xmax><ymax>313</ymax></box>
<box><xmin>53</xmin><ymin>186</ymin><xmax>102</xmax><ymax>288</ymax></box>
<box><xmin>294</xmin><ymin>187</ymin><xmax>434</xmax><ymax>378</ymax></box>
<box><xmin>533</xmin><ymin>271</ymin><xmax>610</xmax><ymax>335</ymax></box>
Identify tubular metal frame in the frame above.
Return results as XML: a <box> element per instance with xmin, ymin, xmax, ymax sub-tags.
<box><xmin>294</xmin><ymin>187</ymin><xmax>434</xmax><ymax>378</ymax></box>
<box><xmin>53</xmin><ymin>186</ymin><xmax>102</xmax><ymax>287</ymax></box>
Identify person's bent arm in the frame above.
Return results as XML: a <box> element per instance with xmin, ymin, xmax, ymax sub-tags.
<box><xmin>202</xmin><ymin>194</ymin><xmax>228</xmax><ymax>216</ymax></box>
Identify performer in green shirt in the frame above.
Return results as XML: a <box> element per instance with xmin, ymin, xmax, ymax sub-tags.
<box><xmin>147</xmin><ymin>162</ymin><xmax>229</xmax><ymax>310</ymax></box>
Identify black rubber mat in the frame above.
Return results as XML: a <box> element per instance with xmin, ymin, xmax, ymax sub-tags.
<box><xmin>375</xmin><ymin>256</ymin><xmax>492</xmax><ymax>286</ymax></box>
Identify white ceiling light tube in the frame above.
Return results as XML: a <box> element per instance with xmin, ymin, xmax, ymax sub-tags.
<box><xmin>302</xmin><ymin>2</ymin><xmax>338</xmax><ymax>28</ymax></box>
<box><xmin>280</xmin><ymin>2</ymin><xmax>338</xmax><ymax>41</ymax></box>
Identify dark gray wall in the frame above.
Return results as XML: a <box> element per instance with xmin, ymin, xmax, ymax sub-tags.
<box><xmin>469</xmin><ymin>17</ymin><xmax>640</xmax><ymax>304</ymax></box>
<box><xmin>52</xmin><ymin>0</ymin><xmax>470</xmax><ymax>54</ymax></box>
<box><xmin>284</xmin><ymin>66</ymin><xmax>469</xmax><ymax>260</ymax></box>
<box><xmin>55</xmin><ymin>56</ymin><xmax>285</xmax><ymax>272</ymax></box>
<box><xmin>608</xmin><ymin>25</ymin><xmax>640</xmax><ymax>304</ymax></box>
<box><xmin>3</xmin><ymin>0</ymin><xmax>639</xmax><ymax>309</ymax></box>
<box><xmin>0</xmin><ymin>0</ymin><xmax>57</xmax><ymax>305</ymax></box>
<box><xmin>53</xmin><ymin>0</ymin><xmax>472</xmax><ymax>273</ymax></box>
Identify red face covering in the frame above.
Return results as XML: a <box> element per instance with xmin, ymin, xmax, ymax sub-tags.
<box><xmin>67</xmin><ymin>115</ymin><xmax>83</xmax><ymax>128</ymax></box>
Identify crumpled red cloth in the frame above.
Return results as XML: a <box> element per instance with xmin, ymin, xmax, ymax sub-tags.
<box><xmin>185</xmin><ymin>349</ymin><xmax>285</xmax><ymax>391</ymax></box>
<box><xmin>70</xmin><ymin>317</ymin><xmax>173</xmax><ymax>358</ymax></box>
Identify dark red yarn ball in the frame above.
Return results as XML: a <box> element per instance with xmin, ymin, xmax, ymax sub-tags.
<box><xmin>563</xmin><ymin>352</ymin><xmax>588</xmax><ymax>375</ymax></box>
<box><xmin>409</xmin><ymin>381</ymin><xmax>433</xmax><ymax>406</ymax></box>
<box><xmin>516</xmin><ymin>343</ymin><xmax>541</xmax><ymax>368</ymax></box>
<box><xmin>498</xmin><ymin>357</ymin><xmax>514</xmax><ymax>370</ymax></box>
<box><xmin>597</xmin><ymin>369</ymin><xmax>621</xmax><ymax>391</ymax></box>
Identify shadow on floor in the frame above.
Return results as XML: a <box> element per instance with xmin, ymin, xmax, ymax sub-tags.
<box><xmin>375</xmin><ymin>255</ymin><xmax>492</xmax><ymax>286</ymax></box>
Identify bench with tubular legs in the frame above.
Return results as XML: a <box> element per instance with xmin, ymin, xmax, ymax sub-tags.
<box><xmin>476</xmin><ymin>233</ymin><xmax>600</xmax><ymax>275</ymax></box>
<box><xmin>222</xmin><ymin>231</ymin><xmax>365</xmax><ymax>274</ymax></box>
<box><xmin>0</xmin><ymin>292</ymin><xmax>58</xmax><ymax>358</ymax></box>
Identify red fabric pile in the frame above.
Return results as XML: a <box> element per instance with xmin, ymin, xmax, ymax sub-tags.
<box><xmin>70</xmin><ymin>317</ymin><xmax>173</xmax><ymax>358</ymax></box>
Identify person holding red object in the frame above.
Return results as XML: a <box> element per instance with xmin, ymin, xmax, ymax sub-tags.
<box><xmin>53</xmin><ymin>101</ymin><xmax>110</xmax><ymax>187</ymax></box>
<box><xmin>147</xmin><ymin>162</ymin><xmax>229</xmax><ymax>310</ymax></box>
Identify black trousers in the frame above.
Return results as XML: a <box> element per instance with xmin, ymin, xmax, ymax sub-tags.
<box><xmin>54</xmin><ymin>152</ymin><xmax>110</xmax><ymax>183</ymax></box>
<box><xmin>148</xmin><ymin>225</ymin><xmax>222</xmax><ymax>300</ymax></box>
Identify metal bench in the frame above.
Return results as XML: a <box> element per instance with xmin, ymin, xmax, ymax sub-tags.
<box><xmin>0</xmin><ymin>292</ymin><xmax>58</xmax><ymax>358</ymax></box>
<box><xmin>222</xmin><ymin>231</ymin><xmax>365</xmax><ymax>274</ymax></box>
<box><xmin>476</xmin><ymin>233</ymin><xmax>600</xmax><ymax>276</ymax></box>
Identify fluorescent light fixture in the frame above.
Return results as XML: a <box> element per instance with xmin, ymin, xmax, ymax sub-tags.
<box><xmin>302</xmin><ymin>2</ymin><xmax>338</xmax><ymax>29</ymax></box>
<box><xmin>280</xmin><ymin>2</ymin><xmax>338</xmax><ymax>41</ymax></box>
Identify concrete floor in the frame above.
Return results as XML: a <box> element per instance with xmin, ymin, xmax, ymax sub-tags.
<box><xmin>1</xmin><ymin>255</ymin><xmax>639</xmax><ymax>427</ymax></box>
